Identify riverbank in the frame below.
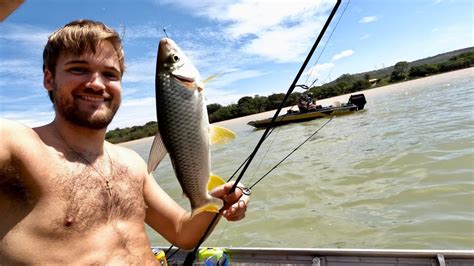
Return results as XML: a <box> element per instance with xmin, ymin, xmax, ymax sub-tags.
<box><xmin>119</xmin><ymin>67</ymin><xmax>473</xmax><ymax>147</ymax></box>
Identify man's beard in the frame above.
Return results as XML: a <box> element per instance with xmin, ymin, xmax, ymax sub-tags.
<box><xmin>53</xmin><ymin>84</ymin><xmax>120</xmax><ymax>129</ymax></box>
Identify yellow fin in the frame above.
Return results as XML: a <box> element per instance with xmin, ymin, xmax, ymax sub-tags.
<box><xmin>207</xmin><ymin>173</ymin><xmax>226</xmax><ymax>191</ymax></box>
<box><xmin>194</xmin><ymin>203</ymin><xmax>221</xmax><ymax>214</ymax></box>
<box><xmin>210</xmin><ymin>125</ymin><xmax>236</xmax><ymax>145</ymax></box>
<box><xmin>202</xmin><ymin>72</ymin><xmax>223</xmax><ymax>85</ymax></box>
<box><xmin>186</xmin><ymin>174</ymin><xmax>226</xmax><ymax>214</ymax></box>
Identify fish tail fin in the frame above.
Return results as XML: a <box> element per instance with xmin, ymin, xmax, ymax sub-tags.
<box><xmin>210</xmin><ymin>125</ymin><xmax>236</xmax><ymax>145</ymax></box>
<box><xmin>193</xmin><ymin>174</ymin><xmax>227</xmax><ymax>215</ymax></box>
<box><xmin>193</xmin><ymin>201</ymin><xmax>222</xmax><ymax>214</ymax></box>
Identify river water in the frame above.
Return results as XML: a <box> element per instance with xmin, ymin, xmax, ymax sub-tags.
<box><xmin>126</xmin><ymin>69</ymin><xmax>474</xmax><ymax>250</ymax></box>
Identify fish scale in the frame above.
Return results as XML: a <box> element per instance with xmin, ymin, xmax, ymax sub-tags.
<box><xmin>148</xmin><ymin>38</ymin><xmax>234</xmax><ymax>213</ymax></box>
<box><xmin>156</xmin><ymin>72</ymin><xmax>212</xmax><ymax>210</ymax></box>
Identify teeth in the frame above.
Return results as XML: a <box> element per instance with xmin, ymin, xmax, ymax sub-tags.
<box><xmin>79</xmin><ymin>95</ymin><xmax>105</xmax><ymax>102</ymax></box>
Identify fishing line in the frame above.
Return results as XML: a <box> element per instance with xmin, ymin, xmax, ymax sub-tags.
<box><xmin>303</xmin><ymin>0</ymin><xmax>351</xmax><ymax>86</ymax></box>
<box><xmin>213</xmin><ymin>117</ymin><xmax>331</xmax><ymax>247</ymax></box>
<box><xmin>248</xmin><ymin>117</ymin><xmax>333</xmax><ymax>190</ymax></box>
<box><xmin>183</xmin><ymin>1</ymin><xmax>343</xmax><ymax>264</ymax></box>
<box><xmin>240</xmin><ymin>0</ymin><xmax>351</xmax><ymax>187</ymax></box>
<box><xmin>229</xmin><ymin>0</ymin><xmax>351</xmax><ymax>185</ymax></box>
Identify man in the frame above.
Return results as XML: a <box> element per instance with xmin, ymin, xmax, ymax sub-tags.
<box><xmin>0</xmin><ymin>19</ymin><xmax>249</xmax><ymax>264</ymax></box>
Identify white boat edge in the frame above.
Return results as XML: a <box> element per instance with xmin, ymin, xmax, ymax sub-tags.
<box><xmin>153</xmin><ymin>246</ymin><xmax>474</xmax><ymax>265</ymax></box>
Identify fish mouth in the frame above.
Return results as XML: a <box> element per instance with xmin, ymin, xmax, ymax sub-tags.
<box><xmin>171</xmin><ymin>74</ymin><xmax>195</xmax><ymax>88</ymax></box>
<box><xmin>171</xmin><ymin>73</ymin><xmax>195</xmax><ymax>83</ymax></box>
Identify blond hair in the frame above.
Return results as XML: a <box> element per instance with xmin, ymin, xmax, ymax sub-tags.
<box><xmin>43</xmin><ymin>19</ymin><xmax>125</xmax><ymax>102</ymax></box>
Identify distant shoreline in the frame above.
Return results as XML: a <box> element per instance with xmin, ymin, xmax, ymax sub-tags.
<box><xmin>119</xmin><ymin>67</ymin><xmax>473</xmax><ymax>147</ymax></box>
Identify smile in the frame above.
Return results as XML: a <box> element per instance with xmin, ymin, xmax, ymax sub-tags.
<box><xmin>76</xmin><ymin>95</ymin><xmax>109</xmax><ymax>102</ymax></box>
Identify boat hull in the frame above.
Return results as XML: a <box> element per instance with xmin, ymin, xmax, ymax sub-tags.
<box><xmin>248</xmin><ymin>104</ymin><xmax>360</xmax><ymax>129</ymax></box>
<box><xmin>248</xmin><ymin>93</ymin><xmax>367</xmax><ymax>129</ymax></box>
<box><xmin>154</xmin><ymin>246</ymin><xmax>474</xmax><ymax>265</ymax></box>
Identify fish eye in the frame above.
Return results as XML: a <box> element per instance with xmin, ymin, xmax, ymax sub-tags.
<box><xmin>170</xmin><ymin>54</ymin><xmax>180</xmax><ymax>63</ymax></box>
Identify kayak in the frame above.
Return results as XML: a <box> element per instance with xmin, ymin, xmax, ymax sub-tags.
<box><xmin>247</xmin><ymin>94</ymin><xmax>367</xmax><ymax>129</ymax></box>
<box><xmin>153</xmin><ymin>246</ymin><xmax>474</xmax><ymax>265</ymax></box>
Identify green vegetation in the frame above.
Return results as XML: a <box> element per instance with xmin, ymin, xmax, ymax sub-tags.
<box><xmin>106</xmin><ymin>49</ymin><xmax>474</xmax><ymax>144</ymax></box>
<box><xmin>106</xmin><ymin>121</ymin><xmax>157</xmax><ymax>144</ymax></box>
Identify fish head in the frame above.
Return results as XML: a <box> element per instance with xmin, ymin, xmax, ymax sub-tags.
<box><xmin>157</xmin><ymin>38</ymin><xmax>203</xmax><ymax>91</ymax></box>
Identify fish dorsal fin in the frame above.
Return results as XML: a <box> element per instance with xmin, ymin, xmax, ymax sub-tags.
<box><xmin>147</xmin><ymin>132</ymin><xmax>168</xmax><ymax>173</ymax></box>
<box><xmin>210</xmin><ymin>125</ymin><xmax>236</xmax><ymax>145</ymax></box>
<box><xmin>207</xmin><ymin>173</ymin><xmax>226</xmax><ymax>192</ymax></box>
<box><xmin>202</xmin><ymin>73</ymin><xmax>222</xmax><ymax>85</ymax></box>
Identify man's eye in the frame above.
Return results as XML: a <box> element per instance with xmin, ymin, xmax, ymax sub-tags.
<box><xmin>69</xmin><ymin>67</ymin><xmax>86</xmax><ymax>74</ymax></box>
<box><xmin>104</xmin><ymin>71</ymin><xmax>120</xmax><ymax>81</ymax></box>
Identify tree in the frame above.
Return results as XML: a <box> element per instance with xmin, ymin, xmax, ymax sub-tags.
<box><xmin>207</xmin><ymin>103</ymin><xmax>222</xmax><ymax>115</ymax></box>
<box><xmin>237</xmin><ymin>96</ymin><xmax>257</xmax><ymax>115</ymax></box>
<box><xmin>351</xmin><ymin>79</ymin><xmax>370</xmax><ymax>92</ymax></box>
<box><xmin>267</xmin><ymin>93</ymin><xmax>285</xmax><ymax>110</ymax></box>
<box><xmin>390</xmin><ymin>61</ymin><xmax>409</xmax><ymax>82</ymax></box>
<box><xmin>335</xmin><ymin>73</ymin><xmax>356</xmax><ymax>85</ymax></box>
<box><xmin>252</xmin><ymin>95</ymin><xmax>269</xmax><ymax>113</ymax></box>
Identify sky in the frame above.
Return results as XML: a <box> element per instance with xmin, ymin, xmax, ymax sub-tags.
<box><xmin>1</xmin><ymin>0</ymin><xmax>472</xmax><ymax>129</ymax></box>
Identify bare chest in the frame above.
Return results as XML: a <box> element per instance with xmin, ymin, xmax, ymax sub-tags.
<box><xmin>45</xmin><ymin>161</ymin><xmax>146</xmax><ymax>232</ymax></box>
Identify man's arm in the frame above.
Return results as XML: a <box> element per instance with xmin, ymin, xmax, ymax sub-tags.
<box><xmin>143</xmin><ymin>171</ymin><xmax>249</xmax><ymax>250</ymax></box>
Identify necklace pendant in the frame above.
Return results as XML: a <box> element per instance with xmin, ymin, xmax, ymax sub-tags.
<box><xmin>105</xmin><ymin>180</ymin><xmax>112</xmax><ymax>196</ymax></box>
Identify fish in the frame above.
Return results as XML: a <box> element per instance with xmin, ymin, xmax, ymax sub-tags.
<box><xmin>148</xmin><ymin>38</ymin><xmax>235</xmax><ymax>214</ymax></box>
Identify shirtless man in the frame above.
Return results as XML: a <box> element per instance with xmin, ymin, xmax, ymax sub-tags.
<box><xmin>0</xmin><ymin>19</ymin><xmax>249</xmax><ymax>264</ymax></box>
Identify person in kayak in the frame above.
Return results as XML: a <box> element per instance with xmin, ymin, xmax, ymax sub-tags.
<box><xmin>0</xmin><ymin>19</ymin><xmax>250</xmax><ymax>264</ymax></box>
<box><xmin>297</xmin><ymin>93</ymin><xmax>317</xmax><ymax>112</ymax></box>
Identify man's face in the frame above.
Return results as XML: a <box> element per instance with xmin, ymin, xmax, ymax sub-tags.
<box><xmin>44</xmin><ymin>41</ymin><xmax>122</xmax><ymax>129</ymax></box>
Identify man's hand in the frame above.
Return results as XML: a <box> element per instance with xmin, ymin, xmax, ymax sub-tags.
<box><xmin>209</xmin><ymin>181</ymin><xmax>250</xmax><ymax>221</ymax></box>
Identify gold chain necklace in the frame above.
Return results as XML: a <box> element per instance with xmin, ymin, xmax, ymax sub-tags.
<box><xmin>53</xmin><ymin>125</ymin><xmax>113</xmax><ymax>196</ymax></box>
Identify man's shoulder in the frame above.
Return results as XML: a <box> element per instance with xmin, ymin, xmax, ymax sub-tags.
<box><xmin>1</xmin><ymin>118</ymin><xmax>31</xmax><ymax>131</ymax></box>
<box><xmin>0</xmin><ymin>119</ymin><xmax>38</xmax><ymax>143</ymax></box>
<box><xmin>0</xmin><ymin>119</ymin><xmax>44</xmax><ymax>167</ymax></box>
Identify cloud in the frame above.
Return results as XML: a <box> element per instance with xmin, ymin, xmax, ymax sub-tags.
<box><xmin>241</xmin><ymin>18</ymin><xmax>326</xmax><ymax>63</ymax></box>
<box><xmin>359</xmin><ymin>16</ymin><xmax>378</xmax><ymax>24</ymax></box>
<box><xmin>0</xmin><ymin>22</ymin><xmax>50</xmax><ymax>54</ymax></box>
<box><xmin>303</xmin><ymin>62</ymin><xmax>334</xmax><ymax>79</ymax></box>
<box><xmin>158</xmin><ymin>0</ymin><xmax>336</xmax><ymax>63</ymax></box>
<box><xmin>220</xmin><ymin>0</ymin><xmax>334</xmax><ymax>38</ymax></box>
<box><xmin>0</xmin><ymin>109</ymin><xmax>54</xmax><ymax>128</ymax></box>
<box><xmin>332</xmin><ymin>50</ymin><xmax>354</xmax><ymax>61</ymax></box>
<box><xmin>109</xmin><ymin>96</ymin><xmax>158</xmax><ymax>129</ymax></box>
<box><xmin>122</xmin><ymin>57</ymin><xmax>156</xmax><ymax>85</ymax></box>
<box><xmin>0</xmin><ymin>59</ymin><xmax>43</xmax><ymax>87</ymax></box>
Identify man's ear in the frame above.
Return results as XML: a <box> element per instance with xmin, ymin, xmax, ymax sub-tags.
<box><xmin>43</xmin><ymin>69</ymin><xmax>54</xmax><ymax>91</ymax></box>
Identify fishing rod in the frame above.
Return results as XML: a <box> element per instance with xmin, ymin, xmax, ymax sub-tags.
<box><xmin>232</xmin><ymin>0</ymin><xmax>351</xmax><ymax>190</ymax></box>
<box><xmin>164</xmin><ymin>117</ymin><xmax>332</xmax><ymax>263</ymax></box>
<box><xmin>183</xmin><ymin>1</ymin><xmax>343</xmax><ymax>264</ymax></box>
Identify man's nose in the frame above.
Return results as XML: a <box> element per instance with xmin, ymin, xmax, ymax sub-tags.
<box><xmin>86</xmin><ymin>72</ymin><xmax>106</xmax><ymax>91</ymax></box>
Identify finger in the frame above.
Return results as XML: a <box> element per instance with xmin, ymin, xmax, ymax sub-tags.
<box><xmin>222</xmin><ymin>199</ymin><xmax>247</xmax><ymax>218</ymax></box>
<box><xmin>209</xmin><ymin>181</ymin><xmax>236</xmax><ymax>198</ymax></box>
<box><xmin>225</xmin><ymin>212</ymin><xmax>245</xmax><ymax>222</ymax></box>
<box><xmin>222</xmin><ymin>205</ymin><xmax>246</xmax><ymax>221</ymax></box>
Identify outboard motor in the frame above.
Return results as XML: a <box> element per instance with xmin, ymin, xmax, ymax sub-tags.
<box><xmin>348</xmin><ymin>94</ymin><xmax>367</xmax><ymax>110</ymax></box>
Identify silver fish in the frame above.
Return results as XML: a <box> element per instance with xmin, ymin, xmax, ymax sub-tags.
<box><xmin>148</xmin><ymin>38</ymin><xmax>235</xmax><ymax>214</ymax></box>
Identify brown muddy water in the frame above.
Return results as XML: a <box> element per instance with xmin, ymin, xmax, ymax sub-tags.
<box><xmin>125</xmin><ymin>68</ymin><xmax>474</xmax><ymax>249</ymax></box>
